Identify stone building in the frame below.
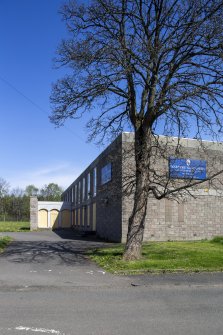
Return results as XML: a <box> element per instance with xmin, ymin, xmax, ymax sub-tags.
<box><xmin>31</xmin><ymin>132</ymin><xmax>223</xmax><ymax>242</ymax></box>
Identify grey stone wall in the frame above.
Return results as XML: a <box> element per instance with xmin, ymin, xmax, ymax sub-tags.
<box><xmin>122</xmin><ymin>192</ymin><xmax>223</xmax><ymax>242</ymax></box>
<box><xmin>96</xmin><ymin>138</ymin><xmax>122</xmax><ymax>242</ymax></box>
<box><xmin>30</xmin><ymin>196</ymin><xmax>38</xmax><ymax>231</ymax></box>
<box><xmin>121</xmin><ymin>135</ymin><xmax>223</xmax><ymax>242</ymax></box>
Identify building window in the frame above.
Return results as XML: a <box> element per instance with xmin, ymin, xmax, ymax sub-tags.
<box><xmin>78</xmin><ymin>181</ymin><xmax>81</xmax><ymax>204</ymax></box>
<box><xmin>87</xmin><ymin>205</ymin><xmax>90</xmax><ymax>226</ymax></box>
<box><xmin>82</xmin><ymin>177</ymin><xmax>85</xmax><ymax>201</ymax></box>
<box><xmin>87</xmin><ymin>173</ymin><xmax>91</xmax><ymax>199</ymax></box>
<box><xmin>82</xmin><ymin>207</ymin><xmax>85</xmax><ymax>226</ymax></box>
<box><xmin>70</xmin><ymin>189</ymin><xmax>72</xmax><ymax>202</ymax></box>
<box><xmin>76</xmin><ymin>209</ymin><xmax>78</xmax><ymax>225</ymax></box>
<box><xmin>75</xmin><ymin>184</ymin><xmax>77</xmax><ymax>204</ymax></box>
<box><xmin>72</xmin><ymin>210</ymin><xmax>75</xmax><ymax>226</ymax></box>
<box><xmin>101</xmin><ymin>162</ymin><xmax>112</xmax><ymax>185</ymax></box>
<box><xmin>93</xmin><ymin>167</ymin><xmax>97</xmax><ymax>196</ymax></box>
<box><xmin>78</xmin><ymin>208</ymin><xmax>80</xmax><ymax>226</ymax></box>
<box><xmin>72</xmin><ymin>187</ymin><xmax>74</xmax><ymax>203</ymax></box>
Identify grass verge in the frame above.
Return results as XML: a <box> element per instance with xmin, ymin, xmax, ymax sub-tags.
<box><xmin>0</xmin><ymin>236</ymin><xmax>12</xmax><ymax>253</ymax></box>
<box><xmin>0</xmin><ymin>221</ymin><xmax>30</xmax><ymax>232</ymax></box>
<box><xmin>88</xmin><ymin>238</ymin><xmax>223</xmax><ymax>274</ymax></box>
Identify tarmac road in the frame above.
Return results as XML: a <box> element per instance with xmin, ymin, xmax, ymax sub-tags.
<box><xmin>0</xmin><ymin>231</ymin><xmax>223</xmax><ymax>335</ymax></box>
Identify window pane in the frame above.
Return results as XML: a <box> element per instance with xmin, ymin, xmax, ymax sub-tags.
<box><xmin>78</xmin><ymin>181</ymin><xmax>81</xmax><ymax>203</ymax></box>
<box><xmin>87</xmin><ymin>173</ymin><xmax>91</xmax><ymax>199</ymax></box>
<box><xmin>93</xmin><ymin>167</ymin><xmax>97</xmax><ymax>196</ymax></box>
<box><xmin>75</xmin><ymin>184</ymin><xmax>77</xmax><ymax>204</ymax></box>
<box><xmin>101</xmin><ymin>163</ymin><xmax>112</xmax><ymax>185</ymax></box>
<box><xmin>82</xmin><ymin>178</ymin><xmax>85</xmax><ymax>201</ymax></box>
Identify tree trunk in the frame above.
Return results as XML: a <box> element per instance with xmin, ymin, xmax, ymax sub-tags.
<box><xmin>123</xmin><ymin>128</ymin><xmax>151</xmax><ymax>260</ymax></box>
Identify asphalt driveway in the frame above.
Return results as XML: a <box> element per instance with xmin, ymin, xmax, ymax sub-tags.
<box><xmin>0</xmin><ymin>230</ymin><xmax>127</xmax><ymax>289</ymax></box>
<box><xmin>0</xmin><ymin>231</ymin><xmax>223</xmax><ymax>335</ymax></box>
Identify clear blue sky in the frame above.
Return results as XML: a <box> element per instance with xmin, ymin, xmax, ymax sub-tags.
<box><xmin>0</xmin><ymin>0</ymin><xmax>101</xmax><ymax>191</ymax></box>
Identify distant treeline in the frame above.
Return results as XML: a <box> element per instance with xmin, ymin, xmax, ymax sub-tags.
<box><xmin>0</xmin><ymin>179</ymin><xmax>63</xmax><ymax>222</ymax></box>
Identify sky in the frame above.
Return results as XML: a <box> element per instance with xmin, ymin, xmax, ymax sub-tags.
<box><xmin>0</xmin><ymin>0</ymin><xmax>102</xmax><ymax>191</ymax></box>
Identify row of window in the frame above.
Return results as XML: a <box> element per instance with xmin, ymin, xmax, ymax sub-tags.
<box><xmin>63</xmin><ymin>162</ymin><xmax>112</xmax><ymax>203</ymax></box>
<box><xmin>72</xmin><ymin>203</ymin><xmax>96</xmax><ymax>229</ymax></box>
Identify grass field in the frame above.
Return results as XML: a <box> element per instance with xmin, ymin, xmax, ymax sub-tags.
<box><xmin>0</xmin><ymin>236</ymin><xmax>12</xmax><ymax>252</ymax></box>
<box><xmin>0</xmin><ymin>221</ymin><xmax>30</xmax><ymax>232</ymax></box>
<box><xmin>88</xmin><ymin>238</ymin><xmax>223</xmax><ymax>274</ymax></box>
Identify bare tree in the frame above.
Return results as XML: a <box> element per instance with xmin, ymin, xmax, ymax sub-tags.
<box><xmin>0</xmin><ymin>178</ymin><xmax>9</xmax><ymax>198</ymax></box>
<box><xmin>0</xmin><ymin>178</ymin><xmax>10</xmax><ymax>222</ymax></box>
<box><xmin>51</xmin><ymin>0</ymin><xmax>223</xmax><ymax>260</ymax></box>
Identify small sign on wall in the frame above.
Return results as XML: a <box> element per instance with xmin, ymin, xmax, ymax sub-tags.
<box><xmin>169</xmin><ymin>158</ymin><xmax>206</xmax><ymax>180</ymax></box>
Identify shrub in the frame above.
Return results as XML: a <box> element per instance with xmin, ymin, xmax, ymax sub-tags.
<box><xmin>210</xmin><ymin>236</ymin><xmax>223</xmax><ymax>244</ymax></box>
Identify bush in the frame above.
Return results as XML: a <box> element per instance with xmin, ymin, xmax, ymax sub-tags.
<box><xmin>0</xmin><ymin>236</ymin><xmax>11</xmax><ymax>252</ymax></box>
<box><xmin>210</xmin><ymin>236</ymin><xmax>223</xmax><ymax>244</ymax></box>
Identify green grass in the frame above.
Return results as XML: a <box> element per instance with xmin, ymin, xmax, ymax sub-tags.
<box><xmin>88</xmin><ymin>238</ymin><xmax>223</xmax><ymax>274</ymax></box>
<box><xmin>0</xmin><ymin>236</ymin><xmax>12</xmax><ymax>252</ymax></box>
<box><xmin>0</xmin><ymin>221</ymin><xmax>30</xmax><ymax>232</ymax></box>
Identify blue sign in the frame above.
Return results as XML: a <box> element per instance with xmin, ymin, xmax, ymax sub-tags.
<box><xmin>169</xmin><ymin>158</ymin><xmax>206</xmax><ymax>180</ymax></box>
